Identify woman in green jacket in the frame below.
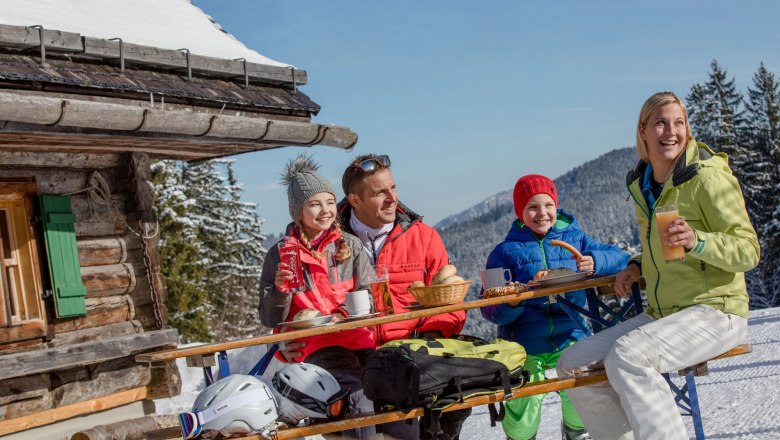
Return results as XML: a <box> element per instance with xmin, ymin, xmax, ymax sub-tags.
<box><xmin>556</xmin><ymin>91</ymin><xmax>760</xmax><ymax>440</ymax></box>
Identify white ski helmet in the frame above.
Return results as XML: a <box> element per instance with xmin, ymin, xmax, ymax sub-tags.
<box><xmin>179</xmin><ymin>374</ymin><xmax>278</xmax><ymax>439</ymax></box>
<box><xmin>269</xmin><ymin>362</ymin><xmax>350</xmax><ymax>425</ymax></box>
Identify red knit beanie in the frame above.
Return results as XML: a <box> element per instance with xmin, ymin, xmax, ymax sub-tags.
<box><xmin>513</xmin><ymin>174</ymin><xmax>558</xmax><ymax>220</ymax></box>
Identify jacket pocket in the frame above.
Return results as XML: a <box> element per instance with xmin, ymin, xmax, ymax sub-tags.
<box><xmin>389</xmin><ymin>261</ymin><xmax>426</xmax><ymax>283</ymax></box>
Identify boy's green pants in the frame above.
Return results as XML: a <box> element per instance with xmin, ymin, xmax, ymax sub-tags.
<box><xmin>503</xmin><ymin>346</ymin><xmax>586</xmax><ymax>440</ymax></box>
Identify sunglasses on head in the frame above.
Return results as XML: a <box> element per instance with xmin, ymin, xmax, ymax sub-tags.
<box><xmin>352</xmin><ymin>155</ymin><xmax>391</xmax><ymax>173</ymax></box>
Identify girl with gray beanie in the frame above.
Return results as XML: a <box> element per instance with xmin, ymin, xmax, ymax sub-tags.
<box><xmin>259</xmin><ymin>154</ymin><xmax>376</xmax><ymax>438</ymax></box>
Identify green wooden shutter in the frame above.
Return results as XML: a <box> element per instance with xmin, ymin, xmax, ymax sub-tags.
<box><xmin>39</xmin><ymin>195</ymin><xmax>86</xmax><ymax>317</ymax></box>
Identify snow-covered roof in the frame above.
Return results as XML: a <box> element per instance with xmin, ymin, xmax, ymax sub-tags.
<box><xmin>0</xmin><ymin>0</ymin><xmax>289</xmax><ymax>67</ymax></box>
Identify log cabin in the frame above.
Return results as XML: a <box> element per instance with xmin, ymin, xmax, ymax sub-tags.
<box><xmin>0</xmin><ymin>1</ymin><xmax>357</xmax><ymax>438</ymax></box>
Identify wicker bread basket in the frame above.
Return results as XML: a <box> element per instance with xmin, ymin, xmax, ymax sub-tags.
<box><xmin>408</xmin><ymin>281</ymin><xmax>471</xmax><ymax>307</ymax></box>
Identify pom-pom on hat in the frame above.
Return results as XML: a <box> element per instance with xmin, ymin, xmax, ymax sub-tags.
<box><xmin>512</xmin><ymin>174</ymin><xmax>558</xmax><ymax>220</ymax></box>
<box><xmin>282</xmin><ymin>154</ymin><xmax>337</xmax><ymax>220</ymax></box>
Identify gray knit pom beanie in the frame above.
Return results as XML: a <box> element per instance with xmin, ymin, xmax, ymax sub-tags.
<box><xmin>281</xmin><ymin>154</ymin><xmax>337</xmax><ymax>220</ymax></box>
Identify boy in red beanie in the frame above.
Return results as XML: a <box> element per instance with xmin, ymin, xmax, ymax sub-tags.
<box><xmin>481</xmin><ymin>174</ymin><xmax>628</xmax><ymax>440</ymax></box>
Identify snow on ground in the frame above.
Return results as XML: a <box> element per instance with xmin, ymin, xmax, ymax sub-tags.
<box><xmin>157</xmin><ymin>307</ymin><xmax>780</xmax><ymax>439</ymax></box>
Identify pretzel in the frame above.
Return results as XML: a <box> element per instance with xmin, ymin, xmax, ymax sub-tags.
<box><xmin>482</xmin><ymin>283</ymin><xmax>528</xmax><ymax>299</ymax></box>
<box><xmin>550</xmin><ymin>240</ymin><xmax>582</xmax><ymax>259</ymax></box>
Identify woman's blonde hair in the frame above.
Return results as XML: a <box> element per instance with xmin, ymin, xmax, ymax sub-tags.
<box><xmin>635</xmin><ymin>92</ymin><xmax>692</xmax><ymax>162</ymax></box>
<box><xmin>295</xmin><ymin>220</ymin><xmax>351</xmax><ymax>261</ymax></box>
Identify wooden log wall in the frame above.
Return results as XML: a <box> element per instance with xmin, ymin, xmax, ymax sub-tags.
<box><xmin>0</xmin><ymin>151</ymin><xmax>162</xmax><ymax>335</ymax></box>
<box><xmin>0</xmin><ymin>150</ymin><xmax>179</xmax><ymax>426</ymax></box>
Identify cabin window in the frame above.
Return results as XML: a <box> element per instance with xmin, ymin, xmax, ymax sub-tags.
<box><xmin>0</xmin><ymin>180</ymin><xmax>47</xmax><ymax>343</ymax></box>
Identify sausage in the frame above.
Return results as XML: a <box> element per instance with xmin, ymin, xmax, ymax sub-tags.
<box><xmin>550</xmin><ymin>239</ymin><xmax>583</xmax><ymax>259</ymax></box>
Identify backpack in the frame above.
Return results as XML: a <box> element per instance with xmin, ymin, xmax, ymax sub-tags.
<box><xmin>362</xmin><ymin>335</ymin><xmax>529</xmax><ymax>439</ymax></box>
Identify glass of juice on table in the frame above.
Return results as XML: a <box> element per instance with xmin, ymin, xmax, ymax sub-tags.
<box><xmin>655</xmin><ymin>204</ymin><xmax>686</xmax><ymax>263</ymax></box>
<box><xmin>369</xmin><ymin>264</ymin><xmax>392</xmax><ymax>314</ymax></box>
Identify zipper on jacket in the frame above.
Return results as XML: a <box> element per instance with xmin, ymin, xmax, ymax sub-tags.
<box><xmin>538</xmin><ymin>239</ymin><xmax>548</xmax><ymax>270</ymax></box>
<box><xmin>545</xmin><ymin>306</ymin><xmax>556</xmax><ymax>351</ymax></box>
<box><xmin>330</xmin><ymin>253</ymin><xmax>340</xmax><ymax>285</ymax></box>
<box><xmin>628</xmin><ymin>180</ymin><xmax>664</xmax><ymax>317</ymax></box>
<box><xmin>646</xmin><ymin>210</ymin><xmax>664</xmax><ymax>317</ymax></box>
<box><xmin>539</xmin><ymin>238</ymin><xmax>557</xmax><ymax>350</ymax></box>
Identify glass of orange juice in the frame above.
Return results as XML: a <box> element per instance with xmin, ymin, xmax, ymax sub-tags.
<box><xmin>655</xmin><ymin>205</ymin><xmax>686</xmax><ymax>263</ymax></box>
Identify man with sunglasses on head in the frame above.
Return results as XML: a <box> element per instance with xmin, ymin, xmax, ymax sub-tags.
<box><xmin>339</xmin><ymin>153</ymin><xmax>469</xmax><ymax>440</ymax></box>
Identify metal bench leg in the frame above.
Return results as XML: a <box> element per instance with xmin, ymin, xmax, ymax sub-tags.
<box><xmin>685</xmin><ymin>370</ymin><xmax>705</xmax><ymax>440</ymax></box>
<box><xmin>186</xmin><ymin>354</ymin><xmax>217</xmax><ymax>386</ymax></box>
<box><xmin>663</xmin><ymin>371</ymin><xmax>706</xmax><ymax>440</ymax></box>
<box><xmin>249</xmin><ymin>343</ymin><xmax>280</xmax><ymax>377</ymax></box>
<box><xmin>203</xmin><ymin>366</ymin><xmax>214</xmax><ymax>386</ymax></box>
<box><xmin>586</xmin><ymin>287</ymin><xmax>603</xmax><ymax>334</ymax></box>
<box><xmin>218</xmin><ymin>350</ymin><xmax>230</xmax><ymax>378</ymax></box>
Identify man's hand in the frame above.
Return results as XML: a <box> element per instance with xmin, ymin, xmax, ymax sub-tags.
<box><xmin>614</xmin><ymin>264</ymin><xmax>641</xmax><ymax>299</ymax></box>
<box><xmin>280</xmin><ymin>340</ymin><xmax>306</xmax><ymax>362</ymax></box>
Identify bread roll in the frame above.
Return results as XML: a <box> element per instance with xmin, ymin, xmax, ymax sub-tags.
<box><xmin>293</xmin><ymin>308</ymin><xmax>322</xmax><ymax>321</ymax></box>
<box><xmin>441</xmin><ymin>275</ymin><xmax>465</xmax><ymax>285</ymax></box>
<box><xmin>533</xmin><ymin>269</ymin><xmax>551</xmax><ymax>281</ymax></box>
<box><xmin>410</xmin><ymin>280</ymin><xmax>426</xmax><ymax>288</ymax></box>
<box><xmin>432</xmin><ymin>264</ymin><xmax>457</xmax><ymax>285</ymax></box>
<box><xmin>533</xmin><ymin>268</ymin><xmax>574</xmax><ymax>281</ymax></box>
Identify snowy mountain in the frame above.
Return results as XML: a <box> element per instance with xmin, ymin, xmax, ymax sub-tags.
<box><xmin>157</xmin><ymin>307</ymin><xmax>780</xmax><ymax>439</ymax></box>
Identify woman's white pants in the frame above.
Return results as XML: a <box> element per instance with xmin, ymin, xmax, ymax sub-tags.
<box><xmin>556</xmin><ymin>305</ymin><xmax>747</xmax><ymax>440</ymax></box>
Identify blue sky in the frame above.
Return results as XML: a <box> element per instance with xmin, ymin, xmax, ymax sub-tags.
<box><xmin>192</xmin><ymin>0</ymin><xmax>780</xmax><ymax>235</ymax></box>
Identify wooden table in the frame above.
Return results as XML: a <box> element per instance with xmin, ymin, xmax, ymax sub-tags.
<box><xmin>135</xmin><ymin>275</ymin><xmax>618</xmax><ymax>364</ymax></box>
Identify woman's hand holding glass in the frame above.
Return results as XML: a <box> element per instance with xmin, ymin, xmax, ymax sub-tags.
<box><xmin>663</xmin><ymin>216</ymin><xmax>697</xmax><ymax>252</ymax></box>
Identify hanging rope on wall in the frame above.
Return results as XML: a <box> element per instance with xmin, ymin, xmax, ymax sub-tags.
<box><xmin>86</xmin><ymin>171</ymin><xmax>112</xmax><ymax>216</ymax></box>
<box><xmin>62</xmin><ymin>170</ymin><xmax>112</xmax><ymax>217</ymax></box>
<box><xmin>63</xmin><ymin>170</ymin><xmax>158</xmax><ymax>240</ymax></box>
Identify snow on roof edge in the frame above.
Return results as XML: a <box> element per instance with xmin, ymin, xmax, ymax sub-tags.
<box><xmin>0</xmin><ymin>0</ymin><xmax>292</xmax><ymax>68</ymax></box>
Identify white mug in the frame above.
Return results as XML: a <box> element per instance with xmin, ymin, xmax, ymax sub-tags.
<box><xmin>345</xmin><ymin>289</ymin><xmax>373</xmax><ymax>316</ymax></box>
<box><xmin>481</xmin><ymin>268</ymin><xmax>512</xmax><ymax>289</ymax></box>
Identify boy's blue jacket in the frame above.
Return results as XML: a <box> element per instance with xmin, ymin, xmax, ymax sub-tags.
<box><xmin>480</xmin><ymin>209</ymin><xmax>629</xmax><ymax>355</ymax></box>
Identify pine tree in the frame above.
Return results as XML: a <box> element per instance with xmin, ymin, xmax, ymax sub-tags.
<box><xmin>743</xmin><ymin>63</ymin><xmax>780</xmax><ymax>308</ymax></box>
<box><xmin>203</xmin><ymin>161</ymin><xmax>268</xmax><ymax>340</ymax></box>
<box><xmin>687</xmin><ymin>60</ymin><xmax>747</xmax><ymax>159</ymax></box>
<box><xmin>688</xmin><ymin>61</ymin><xmax>780</xmax><ymax>308</ymax></box>
<box><xmin>153</xmin><ymin>159</ymin><xmax>269</xmax><ymax>341</ymax></box>
<box><xmin>745</xmin><ymin>62</ymin><xmax>780</xmax><ymax>147</ymax></box>
<box><xmin>151</xmin><ymin>161</ymin><xmax>211</xmax><ymax>343</ymax></box>
<box><xmin>687</xmin><ymin>82</ymin><xmax>719</xmax><ymax>146</ymax></box>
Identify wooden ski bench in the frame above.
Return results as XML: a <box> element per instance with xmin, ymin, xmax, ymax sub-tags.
<box><xmin>143</xmin><ymin>344</ymin><xmax>751</xmax><ymax>440</ymax></box>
